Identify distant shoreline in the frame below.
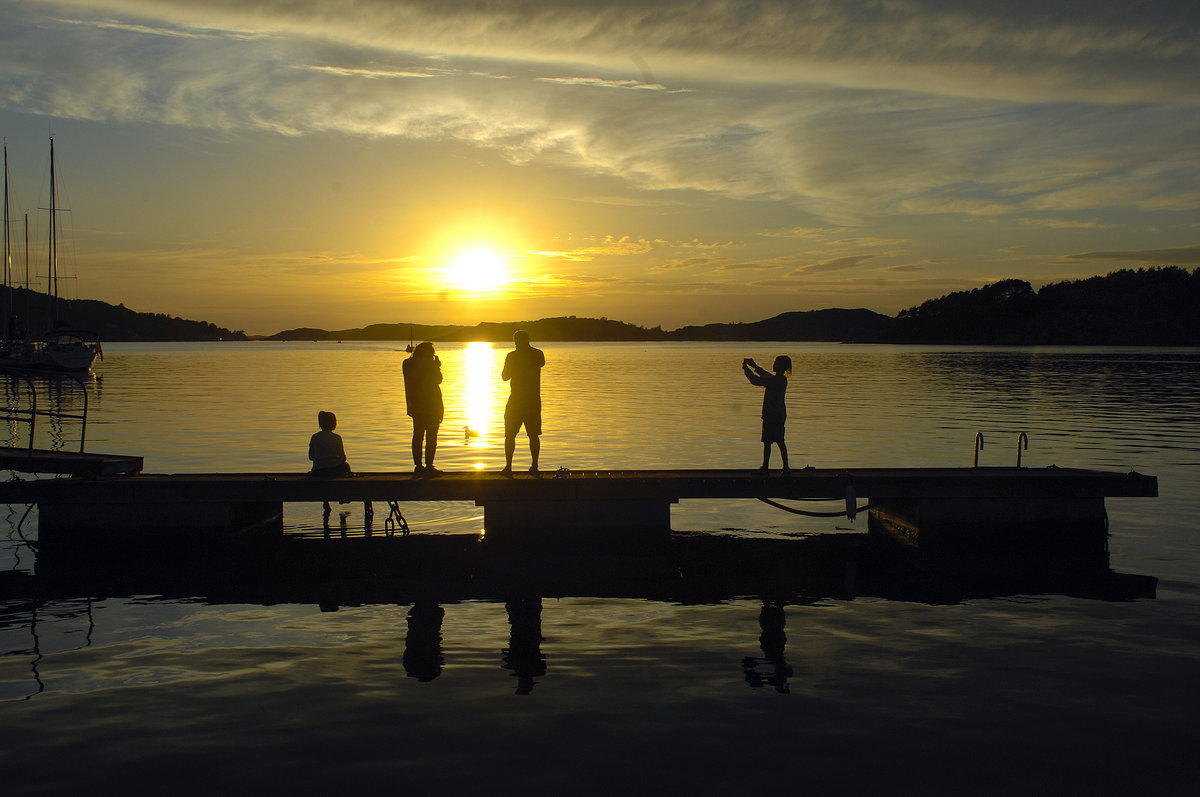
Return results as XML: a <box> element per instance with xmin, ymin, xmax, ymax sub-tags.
<box><xmin>21</xmin><ymin>266</ymin><xmax>1200</xmax><ymax>346</ymax></box>
<box><xmin>262</xmin><ymin>267</ymin><xmax>1200</xmax><ymax>347</ymax></box>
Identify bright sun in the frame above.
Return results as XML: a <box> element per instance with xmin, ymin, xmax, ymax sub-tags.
<box><xmin>446</xmin><ymin>248</ymin><xmax>509</xmax><ymax>293</ymax></box>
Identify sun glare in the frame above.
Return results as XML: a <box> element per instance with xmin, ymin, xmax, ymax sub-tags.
<box><xmin>464</xmin><ymin>341</ymin><xmax>495</xmax><ymax>449</ymax></box>
<box><xmin>446</xmin><ymin>248</ymin><xmax>509</xmax><ymax>293</ymax></box>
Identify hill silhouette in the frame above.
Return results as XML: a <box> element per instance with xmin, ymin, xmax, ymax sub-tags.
<box><xmin>2</xmin><ymin>287</ymin><xmax>246</xmax><ymax>341</ymax></box>
<box><xmin>894</xmin><ymin>267</ymin><xmax>1200</xmax><ymax>345</ymax></box>
<box><xmin>271</xmin><ymin>316</ymin><xmax>671</xmax><ymax>343</ymax></box>
<box><xmin>6</xmin><ymin>266</ymin><xmax>1196</xmax><ymax>345</ymax></box>
<box><xmin>670</xmin><ymin>308</ymin><xmax>895</xmax><ymax>342</ymax></box>
<box><xmin>271</xmin><ymin>268</ymin><xmax>1199</xmax><ymax>345</ymax></box>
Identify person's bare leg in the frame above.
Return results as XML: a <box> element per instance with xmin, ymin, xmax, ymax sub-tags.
<box><xmin>778</xmin><ymin>442</ymin><xmax>790</xmax><ymax>472</ymax></box>
<box><xmin>529</xmin><ymin>434</ymin><xmax>540</xmax><ymax>471</ymax></box>
<box><xmin>503</xmin><ymin>434</ymin><xmax>516</xmax><ymax>473</ymax></box>
<box><xmin>760</xmin><ymin>442</ymin><xmax>771</xmax><ymax>471</ymax></box>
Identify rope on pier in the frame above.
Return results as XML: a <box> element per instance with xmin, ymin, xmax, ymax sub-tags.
<box><xmin>758</xmin><ymin>497</ymin><xmax>876</xmax><ymax>519</ymax></box>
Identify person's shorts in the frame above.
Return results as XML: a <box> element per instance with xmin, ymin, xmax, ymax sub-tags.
<box><xmin>410</xmin><ymin>410</ymin><xmax>443</xmax><ymax>428</ymax></box>
<box><xmin>761</xmin><ymin>419</ymin><xmax>785</xmax><ymax>444</ymax></box>
<box><xmin>505</xmin><ymin>400</ymin><xmax>542</xmax><ymax>437</ymax></box>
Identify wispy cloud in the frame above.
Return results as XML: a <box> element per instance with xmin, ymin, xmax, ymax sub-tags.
<box><xmin>1065</xmin><ymin>245</ymin><xmax>1200</xmax><ymax>264</ymax></box>
<box><xmin>4</xmin><ymin>2</ymin><xmax>1197</xmax><ymax>223</ymax></box>
<box><xmin>52</xmin><ymin>15</ymin><xmax>268</xmax><ymax>41</ymax></box>
<box><xmin>534</xmin><ymin>236</ymin><xmax>655</xmax><ymax>262</ymax></box>
<box><xmin>760</xmin><ymin>226</ymin><xmax>844</xmax><ymax>240</ymax></box>
<box><xmin>651</xmin><ymin>256</ymin><xmax>730</xmax><ymax>272</ymax></box>
<box><xmin>304</xmin><ymin>64</ymin><xmax>455</xmax><ymax>80</ymax></box>
<box><xmin>788</xmin><ymin>254</ymin><xmax>880</xmax><ymax>275</ymax></box>
<box><xmin>51</xmin><ymin>0</ymin><xmax>1199</xmax><ymax>102</ymax></box>
<box><xmin>536</xmin><ymin>76</ymin><xmax>690</xmax><ymax>93</ymax></box>
<box><xmin>715</xmin><ymin>261</ymin><xmax>786</xmax><ymax>271</ymax></box>
<box><xmin>1023</xmin><ymin>218</ymin><xmax>1116</xmax><ymax>230</ymax></box>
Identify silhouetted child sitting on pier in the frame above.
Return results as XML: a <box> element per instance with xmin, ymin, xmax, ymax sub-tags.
<box><xmin>308</xmin><ymin>410</ymin><xmax>373</xmax><ymax>523</ymax></box>
<box><xmin>743</xmin><ymin>356</ymin><xmax>792</xmax><ymax>474</ymax></box>
<box><xmin>309</xmin><ymin>410</ymin><xmax>351</xmax><ymax>477</ymax></box>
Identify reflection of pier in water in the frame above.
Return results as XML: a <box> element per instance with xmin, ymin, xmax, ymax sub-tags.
<box><xmin>0</xmin><ymin>552</ymin><xmax>1156</xmax><ymax>700</ymax></box>
<box><xmin>5</xmin><ymin>528</ymin><xmax>1158</xmax><ymax>607</ymax></box>
<box><xmin>0</xmin><ymin>532</ymin><xmax>1158</xmax><ymax>699</ymax></box>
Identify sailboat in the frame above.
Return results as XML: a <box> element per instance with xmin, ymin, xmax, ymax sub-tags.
<box><xmin>0</xmin><ymin>138</ymin><xmax>101</xmax><ymax>374</ymax></box>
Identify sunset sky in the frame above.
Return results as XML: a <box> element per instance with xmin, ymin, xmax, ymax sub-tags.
<box><xmin>1</xmin><ymin>0</ymin><xmax>1197</xmax><ymax>335</ymax></box>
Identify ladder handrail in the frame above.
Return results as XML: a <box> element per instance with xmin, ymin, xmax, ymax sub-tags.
<box><xmin>2</xmin><ymin>374</ymin><xmax>90</xmax><ymax>453</ymax></box>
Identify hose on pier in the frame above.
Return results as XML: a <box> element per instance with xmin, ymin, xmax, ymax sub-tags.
<box><xmin>758</xmin><ymin>497</ymin><xmax>877</xmax><ymax>519</ymax></box>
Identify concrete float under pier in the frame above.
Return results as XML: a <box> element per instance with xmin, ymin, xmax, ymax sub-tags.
<box><xmin>868</xmin><ymin>497</ymin><xmax>1110</xmax><ymax>555</ymax></box>
<box><xmin>0</xmin><ymin>467</ymin><xmax>1157</xmax><ymax>557</ymax></box>
<box><xmin>482</xmin><ymin>498</ymin><xmax>674</xmax><ymax>549</ymax></box>
<box><xmin>37</xmin><ymin>501</ymin><xmax>283</xmax><ymax>555</ymax></box>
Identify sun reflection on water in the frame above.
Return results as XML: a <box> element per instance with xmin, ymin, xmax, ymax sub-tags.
<box><xmin>464</xmin><ymin>341</ymin><xmax>495</xmax><ymax>450</ymax></box>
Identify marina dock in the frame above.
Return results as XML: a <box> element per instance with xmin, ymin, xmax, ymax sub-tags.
<box><xmin>0</xmin><ymin>466</ymin><xmax>1158</xmax><ymax>556</ymax></box>
<box><xmin>0</xmin><ymin>448</ymin><xmax>143</xmax><ymax>477</ymax></box>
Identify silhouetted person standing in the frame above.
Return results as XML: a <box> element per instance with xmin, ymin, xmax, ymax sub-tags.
<box><xmin>403</xmin><ymin>342</ymin><xmax>444</xmax><ymax>476</ymax></box>
<box><xmin>501</xmin><ymin>330</ymin><xmax>545</xmax><ymax>476</ymax></box>
<box><xmin>743</xmin><ymin>355</ymin><xmax>791</xmax><ymax>473</ymax></box>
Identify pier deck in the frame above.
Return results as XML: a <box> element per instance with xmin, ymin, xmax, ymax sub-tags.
<box><xmin>0</xmin><ymin>447</ymin><xmax>144</xmax><ymax>477</ymax></box>
<box><xmin>1</xmin><ymin>466</ymin><xmax>1158</xmax><ymax>555</ymax></box>
<box><xmin>0</xmin><ymin>466</ymin><xmax>1159</xmax><ymax>503</ymax></box>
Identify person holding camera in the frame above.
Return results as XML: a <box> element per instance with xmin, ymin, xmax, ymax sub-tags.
<box><xmin>403</xmin><ymin>341</ymin><xmax>444</xmax><ymax>476</ymax></box>
<box><xmin>742</xmin><ymin>355</ymin><xmax>792</xmax><ymax>473</ymax></box>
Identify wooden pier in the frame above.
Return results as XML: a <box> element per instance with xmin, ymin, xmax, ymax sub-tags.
<box><xmin>0</xmin><ymin>466</ymin><xmax>1158</xmax><ymax>555</ymax></box>
<box><xmin>0</xmin><ymin>447</ymin><xmax>143</xmax><ymax>477</ymax></box>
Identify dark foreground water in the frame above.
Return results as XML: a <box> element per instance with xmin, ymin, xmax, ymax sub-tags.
<box><xmin>3</xmin><ymin>342</ymin><xmax>1199</xmax><ymax>794</ymax></box>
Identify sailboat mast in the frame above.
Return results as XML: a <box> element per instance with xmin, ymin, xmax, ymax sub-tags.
<box><xmin>49</xmin><ymin>136</ymin><xmax>58</xmax><ymax>326</ymax></box>
<box><xmin>3</xmin><ymin>143</ymin><xmax>10</xmax><ymax>332</ymax></box>
<box><xmin>25</xmin><ymin>213</ymin><xmax>30</xmax><ymax>324</ymax></box>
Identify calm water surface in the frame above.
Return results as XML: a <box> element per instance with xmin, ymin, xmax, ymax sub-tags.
<box><xmin>3</xmin><ymin>342</ymin><xmax>1199</xmax><ymax>794</ymax></box>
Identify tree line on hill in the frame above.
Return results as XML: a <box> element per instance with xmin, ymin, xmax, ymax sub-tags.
<box><xmin>7</xmin><ymin>266</ymin><xmax>1197</xmax><ymax>344</ymax></box>
<box><xmin>894</xmin><ymin>267</ymin><xmax>1200</xmax><ymax>345</ymax></box>
<box><xmin>270</xmin><ymin>267</ymin><xmax>1200</xmax><ymax>346</ymax></box>
<box><xmin>3</xmin><ymin>286</ymin><xmax>247</xmax><ymax>341</ymax></box>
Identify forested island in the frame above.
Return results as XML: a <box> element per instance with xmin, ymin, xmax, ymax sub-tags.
<box><xmin>13</xmin><ymin>266</ymin><xmax>1199</xmax><ymax>345</ymax></box>
<box><xmin>271</xmin><ymin>267</ymin><xmax>1200</xmax><ymax>346</ymax></box>
<box><xmin>6</xmin><ymin>287</ymin><xmax>247</xmax><ymax>341</ymax></box>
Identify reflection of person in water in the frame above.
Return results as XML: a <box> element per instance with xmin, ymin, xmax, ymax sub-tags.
<box><xmin>403</xmin><ymin>342</ymin><xmax>445</xmax><ymax>476</ymax></box>
<box><xmin>742</xmin><ymin>355</ymin><xmax>792</xmax><ymax>473</ymax></box>
<box><xmin>742</xmin><ymin>600</ymin><xmax>793</xmax><ymax>693</ymax></box>
<box><xmin>501</xmin><ymin>330</ymin><xmax>545</xmax><ymax>476</ymax></box>
<box><xmin>501</xmin><ymin>597</ymin><xmax>546</xmax><ymax>694</ymax></box>
<box><xmin>403</xmin><ymin>602</ymin><xmax>445</xmax><ymax>682</ymax></box>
